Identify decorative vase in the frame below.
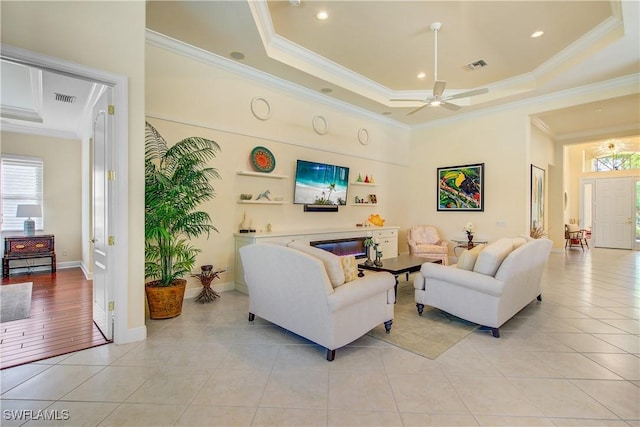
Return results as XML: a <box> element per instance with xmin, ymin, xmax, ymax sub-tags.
<box><xmin>145</xmin><ymin>279</ymin><xmax>187</xmax><ymax>319</ymax></box>
<box><xmin>364</xmin><ymin>245</ymin><xmax>374</xmax><ymax>266</ymax></box>
<box><xmin>467</xmin><ymin>233</ymin><xmax>474</xmax><ymax>249</ymax></box>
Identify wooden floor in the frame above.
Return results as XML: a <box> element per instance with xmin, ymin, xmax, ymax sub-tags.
<box><xmin>1</xmin><ymin>268</ymin><xmax>110</xmax><ymax>370</ymax></box>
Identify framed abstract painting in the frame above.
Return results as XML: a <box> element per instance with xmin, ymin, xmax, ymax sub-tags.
<box><xmin>530</xmin><ymin>164</ymin><xmax>545</xmax><ymax>232</ymax></box>
<box><xmin>437</xmin><ymin>163</ymin><xmax>484</xmax><ymax>211</ymax></box>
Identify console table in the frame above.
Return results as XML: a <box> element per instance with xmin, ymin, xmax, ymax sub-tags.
<box><xmin>3</xmin><ymin>234</ymin><xmax>56</xmax><ymax>278</ymax></box>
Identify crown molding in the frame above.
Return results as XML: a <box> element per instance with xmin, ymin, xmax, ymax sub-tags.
<box><xmin>532</xmin><ymin>15</ymin><xmax>623</xmax><ymax>82</ymax></box>
<box><xmin>145</xmin><ymin>29</ymin><xmax>409</xmax><ymax>130</ymax></box>
<box><xmin>555</xmin><ymin>123</ymin><xmax>640</xmax><ymax>145</ymax></box>
<box><xmin>414</xmin><ymin>73</ymin><xmax>640</xmax><ymax>131</ymax></box>
<box><xmin>1</xmin><ymin>120</ymin><xmax>80</xmax><ymax>140</ymax></box>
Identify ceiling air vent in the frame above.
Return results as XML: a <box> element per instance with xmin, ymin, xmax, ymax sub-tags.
<box><xmin>463</xmin><ymin>59</ymin><xmax>488</xmax><ymax>72</ymax></box>
<box><xmin>54</xmin><ymin>92</ymin><xmax>76</xmax><ymax>103</ymax></box>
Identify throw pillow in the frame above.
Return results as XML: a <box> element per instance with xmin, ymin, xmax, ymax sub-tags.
<box><xmin>340</xmin><ymin>255</ymin><xmax>358</xmax><ymax>282</ymax></box>
<box><xmin>473</xmin><ymin>238</ymin><xmax>513</xmax><ymax>276</ymax></box>
<box><xmin>287</xmin><ymin>241</ymin><xmax>345</xmax><ymax>287</ymax></box>
<box><xmin>457</xmin><ymin>244</ymin><xmax>485</xmax><ymax>271</ymax></box>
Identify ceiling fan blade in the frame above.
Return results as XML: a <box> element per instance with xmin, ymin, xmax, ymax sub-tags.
<box><xmin>440</xmin><ymin>101</ymin><xmax>462</xmax><ymax>111</ymax></box>
<box><xmin>389</xmin><ymin>98</ymin><xmax>425</xmax><ymax>102</ymax></box>
<box><xmin>407</xmin><ymin>104</ymin><xmax>429</xmax><ymax>116</ymax></box>
<box><xmin>433</xmin><ymin>80</ymin><xmax>447</xmax><ymax>97</ymax></box>
<box><xmin>447</xmin><ymin>87</ymin><xmax>489</xmax><ymax>100</ymax></box>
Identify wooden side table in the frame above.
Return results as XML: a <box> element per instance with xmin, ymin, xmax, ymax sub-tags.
<box><xmin>3</xmin><ymin>234</ymin><xmax>56</xmax><ymax>278</ymax></box>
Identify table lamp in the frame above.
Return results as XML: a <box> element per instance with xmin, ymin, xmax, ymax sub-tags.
<box><xmin>16</xmin><ymin>204</ymin><xmax>42</xmax><ymax>236</ymax></box>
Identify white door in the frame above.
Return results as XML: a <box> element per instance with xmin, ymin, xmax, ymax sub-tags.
<box><xmin>91</xmin><ymin>87</ymin><xmax>113</xmax><ymax>340</ymax></box>
<box><xmin>594</xmin><ymin>177</ymin><xmax>634</xmax><ymax>249</ymax></box>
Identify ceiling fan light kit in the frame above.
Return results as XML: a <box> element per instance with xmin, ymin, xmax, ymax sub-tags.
<box><xmin>396</xmin><ymin>22</ymin><xmax>489</xmax><ymax>115</ymax></box>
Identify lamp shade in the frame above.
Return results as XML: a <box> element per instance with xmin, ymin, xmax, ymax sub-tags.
<box><xmin>16</xmin><ymin>204</ymin><xmax>42</xmax><ymax>218</ymax></box>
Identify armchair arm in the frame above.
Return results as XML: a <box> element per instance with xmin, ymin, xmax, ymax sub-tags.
<box><xmin>328</xmin><ymin>272</ymin><xmax>395</xmax><ymax>312</ymax></box>
<box><xmin>415</xmin><ymin>263</ymin><xmax>504</xmax><ymax>297</ymax></box>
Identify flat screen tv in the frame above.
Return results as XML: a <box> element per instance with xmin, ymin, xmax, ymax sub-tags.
<box><xmin>294</xmin><ymin>159</ymin><xmax>349</xmax><ymax>205</ymax></box>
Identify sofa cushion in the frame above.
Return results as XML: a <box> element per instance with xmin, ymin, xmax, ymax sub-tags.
<box><xmin>511</xmin><ymin>237</ymin><xmax>527</xmax><ymax>249</ymax></box>
<box><xmin>340</xmin><ymin>255</ymin><xmax>358</xmax><ymax>282</ymax></box>
<box><xmin>473</xmin><ymin>238</ymin><xmax>513</xmax><ymax>276</ymax></box>
<box><xmin>457</xmin><ymin>244</ymin><xmax>485</xmax><ymax>271</ymax></box>
<box><xmin>287</xmin><ymin>241</ymin><xmax>345</xmax><ymax>287</ymax></box>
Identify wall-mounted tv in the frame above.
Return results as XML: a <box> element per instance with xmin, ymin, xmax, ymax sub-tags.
<box><xmin>294</xmin><ymin>159</ymin><xmax>349</xmax><ymax>205</ymax></box>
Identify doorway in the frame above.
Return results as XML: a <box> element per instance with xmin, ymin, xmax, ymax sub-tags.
<box><xmin>581</xmin><ymin>177</ymin><xmax>636</xmax><ymax>249</ymax></box>
<box><xmin>1</xmin><ymin>45</ymin><xmax>129</xmax><ymax>344</ymax></box>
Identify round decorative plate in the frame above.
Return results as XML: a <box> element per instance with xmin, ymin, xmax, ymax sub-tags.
<box><xmin>250</xmin><ymin>146</ymin><xmax>276</xmax><ymax>173</ymax></box>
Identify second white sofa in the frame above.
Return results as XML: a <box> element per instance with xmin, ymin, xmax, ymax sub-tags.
<box><xmin>414</xmin><ymin>237</ymin><xmax>552</xmax><ymax>337</ymax></box>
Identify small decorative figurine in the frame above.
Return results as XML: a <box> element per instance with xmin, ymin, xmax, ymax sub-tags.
<box><xmin>256</xmin><ymin>189</ymin><xmax>271</xmax><ymax>201</ymax></box>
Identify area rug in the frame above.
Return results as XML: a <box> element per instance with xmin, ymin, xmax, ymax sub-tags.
<box><xmin>0</xmin><ymin>282</ymin><xmax>33</xmax><ymax>323</ymax></box>
<box><xmin>367</xmin><ymin>279</ymin><xmax>478</xmax><ymax>359</ymax></box>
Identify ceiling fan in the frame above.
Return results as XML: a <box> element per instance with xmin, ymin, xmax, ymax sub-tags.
<box><xmin>393</xmin><ymin>22</ymin><xmax>489</xmax><ymax>115</ymax></box>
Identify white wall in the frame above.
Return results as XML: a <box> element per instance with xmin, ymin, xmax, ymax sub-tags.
<box><xmin>1</xmin><ymin>132</ymin><xmax>82</xmax><ymax>266</ymax></box>
<box><xmin>1</xmin><ymin>1</ymin><xmax>146</xmax><ymax>338</ymax></box>
<box><xmin>146</xmin><ymin>43</ymin><xmax>411</xmax><ymax>294</ymax></box>
<box><xmin>409</xmin><ymin>109</ymin><xmax>530</xmax><ymax>249</ymax></box>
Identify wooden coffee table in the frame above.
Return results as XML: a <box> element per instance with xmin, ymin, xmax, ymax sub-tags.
<box><xmin>358</xmin><ymin>253</ymin><xmax>441</xmax><ymax>297</ymax></box>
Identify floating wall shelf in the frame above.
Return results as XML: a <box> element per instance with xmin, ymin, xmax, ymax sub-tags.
<box><xmin>237</xmin><ymin>200</ymin><xmax>285</xmax><ymax>205</ymax></box>
<box><xmin>236</xmin><ymin>171</ymin><xmax>288</xmax><ymax>179</ymax></box>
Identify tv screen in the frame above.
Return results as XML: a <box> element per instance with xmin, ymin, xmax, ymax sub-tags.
<box><xmin>294</xmin><ymin>160</ymin><xmax>349</xmax><ymax>205</ymax></box>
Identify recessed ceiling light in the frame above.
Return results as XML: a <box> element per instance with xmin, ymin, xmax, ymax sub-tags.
<box><xmin>230</xmin><ymin>51</ymin><xmax>245</xmax><ymax>60</ymax></box>
<box><xmin>417</xmin><ymin>72</ymin><xmax>426</xmax><ymax>79</ymax></box>
<box><xmin>317</xmin><ymin>10</ymin><xmax>328</xmax><ymax>20</ymax></box>
<box><xmin>531</xmin><ymin>30</ymin><xmax>544</xmax><ymax>38</ymax></box>
<box><xmin>320</xmin><ymin>87</ymin><xmax>332</xmax><ymax>93</ymax></box>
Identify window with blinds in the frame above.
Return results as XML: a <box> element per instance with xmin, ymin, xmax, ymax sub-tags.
<box><xmin>1</xmin><ymin>155</ymin><xmax>44</xmax><ymax>231</ymax></box>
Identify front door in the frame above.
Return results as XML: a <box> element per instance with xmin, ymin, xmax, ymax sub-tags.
<box><xmin>594</xmin><ymin>177</ymin><xmax>634</xmax><ymax>249</ymax></box>
<box><xmin>91</xmin><ymin>87</ymin><xmax>113</xmax><ymax>340</ymax></box>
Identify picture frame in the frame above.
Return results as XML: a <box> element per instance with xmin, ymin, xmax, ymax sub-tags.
<box><xmin>437</xmin><ymin>163</ymin><xmax>484</xmax><ymax>211</ymax></box>
<box><xmin>530</xmin><ymin>164</ymin><xmax>545</xmax><ymax>232</ymax></box>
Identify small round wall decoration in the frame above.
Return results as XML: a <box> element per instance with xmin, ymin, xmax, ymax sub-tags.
<box><xmin>250</xmin><ymin>146</ymin><xmax>276</xmax><ymax>173</ymax></box>
<box><xmin>357</xmin><ymin>128</ymin><xmax>369</xmax><ymax>145</ymax></box>
<box><xmin>312</xmin><ymin>115</ymin><xmax>329</xmax><ymax>135</ymax></box>
<box><xmin>250</xmin><ymin>97</ymin><xmax>272</xmax><ymax>121</ymax></box>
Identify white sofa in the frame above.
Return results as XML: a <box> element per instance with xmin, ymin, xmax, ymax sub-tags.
<box><xmin>414</xmin><ymin>237</ymin><xmax>552</xmax><ymax>337</ymax></box>
<box><xmin>239</xmin><ymin>241</ymin><xmax>395</xmax><ymax>361</ymax></box>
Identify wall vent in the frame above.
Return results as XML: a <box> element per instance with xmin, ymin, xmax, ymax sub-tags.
<box><xmin>463</xmin><ymin>59</ymin><xmax>488</xmax><ymax>71</ymax></box>
<box><xmin>54</xmin><ymin>92</ymin><xmax>76</xmax><ymax>103</ymax></box>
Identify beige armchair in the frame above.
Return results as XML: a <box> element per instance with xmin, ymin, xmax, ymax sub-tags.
<box><xmin>407</xmin><ymin>225</ymin><xmax>449</xmax><ymax>265</ymax></box>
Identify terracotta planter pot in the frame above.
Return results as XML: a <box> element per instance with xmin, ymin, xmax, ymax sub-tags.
<box><xmin>145</xmin><ymin>279</ymin><xmax>187</xmax><ymax>319</ymax></box>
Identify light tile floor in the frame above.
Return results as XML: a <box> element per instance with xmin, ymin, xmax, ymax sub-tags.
<box><xmin>1</xmin><ymin>248</ymin><xmax>638</xmax><ymax>426</ymax></box>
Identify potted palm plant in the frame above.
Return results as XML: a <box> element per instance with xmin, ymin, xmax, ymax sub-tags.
<box><xmin>144</xmin><ymin>121</ymin><xmax>220</xmax><ymax>319</ymax></box>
